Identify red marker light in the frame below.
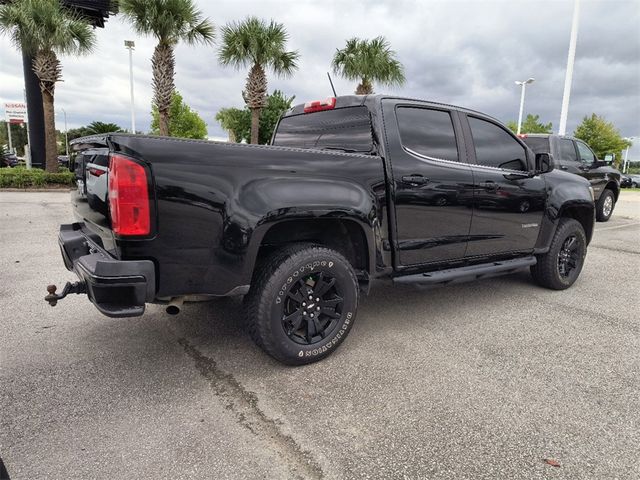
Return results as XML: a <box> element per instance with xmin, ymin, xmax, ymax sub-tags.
<box><xmin>303</xmin><ymin>97</ymin><xmax>336</xmax><ymax>113</ymax></box>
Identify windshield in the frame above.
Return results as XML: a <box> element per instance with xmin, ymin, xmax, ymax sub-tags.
<box><xmin>272</xmin><ymin>106</ymin><xmax>374</xmax><ymax>153</ymax></box>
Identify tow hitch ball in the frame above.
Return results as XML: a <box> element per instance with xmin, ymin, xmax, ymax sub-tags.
<box><xmin>45</xmin><ymin>281</ymin><xmax>86</xmax><ymax>307</ymax></box>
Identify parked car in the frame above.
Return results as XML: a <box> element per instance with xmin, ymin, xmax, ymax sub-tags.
<box><xmin>521</xmin><ymin>134</ymin><xmax>621</xmax><ymax>221</ymax></box>
<box><xmin>57</xmin><ymin>155</ymin><xmax>70</xmax><ymax>168</ymax></box>
<box><xmin>1</xmin><ymin>152</ymin><xmax>19</xmax><ymax>168</ymax></box>
<box><xmin>628</xmin><ymin>174</ymin><xmax>640</xmax><ymax>188</ymax></box>
<box><xmin>620</xmin><ymin>174</ymin><xmax>633</xmax><ymax>188</ymax></box>
<box><xmin>46</xmin><ymin>95</ymin><xmax>595</xmax><ymax>365</ymax></box>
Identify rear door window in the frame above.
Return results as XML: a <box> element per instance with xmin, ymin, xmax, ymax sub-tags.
<box><xmin>396</xmin><ymin>107</ymin><xmax>459</xmax><ymax>162</ymax></box>
<box><xmin>558</xmin><ymin>139</ymin><xmax>579</xmax><ymax>163</ymax></box>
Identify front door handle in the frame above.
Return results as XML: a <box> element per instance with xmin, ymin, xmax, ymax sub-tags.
<box><xmin>560</xmin><ymin>165</ymin><xmax>568</xmax><ymax>170</ymax></box>
<box><xmin>402</xmin><ymin>175</ymin><xmax>429</xmax><ymax>185</ymax></box>
<box><xmin>482</xmin><ymin>180</ymin><xmax>498</xmax><ymax>191</ymax></box>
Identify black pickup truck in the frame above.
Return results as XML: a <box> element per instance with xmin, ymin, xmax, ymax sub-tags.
<box><xmin>520</xmin><ymin>134</ymin><xmax>621</xmax><ymax>222</ymax></box>
<box><xmin>48</xmin><ymin>95</ymin><xmax>595</xmax><ymax>365</ymax></box>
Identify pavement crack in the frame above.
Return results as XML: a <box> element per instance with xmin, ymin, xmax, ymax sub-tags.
<box><xmin>178</xmin><ymin>337</ymin><xmax>324</xmax><ymax>480</ymax></box>
<box><xmin>590</xmin><ymin>245</ymin><xmax>640</xmax><ymax>256</ymax></box>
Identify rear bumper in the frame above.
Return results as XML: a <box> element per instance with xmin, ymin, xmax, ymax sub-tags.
<box><xmin>59</xmin><ymin>223</ymin><xmax>155</xmax><ymax>317</ymax></box>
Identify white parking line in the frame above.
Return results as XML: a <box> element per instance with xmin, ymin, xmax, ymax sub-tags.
<box><xmin>595</xmin><ymin>222</ymin><xmax>640</xmax><ymax>232</ymax></box>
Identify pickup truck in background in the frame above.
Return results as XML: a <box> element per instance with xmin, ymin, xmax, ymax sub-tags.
<box><xmin>520</xmin><ymin>134</ymin><xmax>621</xmax><ymax>221</ymax></box>
<box><xmin>48</xmin><ymin>95</ymin><xmax>595</xmax><ymax>365</ymax></box>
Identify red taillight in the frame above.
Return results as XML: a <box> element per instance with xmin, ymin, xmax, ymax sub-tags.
<box><xmin>303</xmin><ymin>97</ymin><xmax>336</xmax><ymax>113</ymax></box>
<box><xmin>108</xmin><ymin>154</ymin><xmax>150</xmax><ymax>236</ymax></box>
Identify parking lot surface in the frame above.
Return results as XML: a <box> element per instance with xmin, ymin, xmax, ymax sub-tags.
<box><xmin>1</xmin><ymin>190</ymin><xmax>639</xmax><ymax>479</ymax></box>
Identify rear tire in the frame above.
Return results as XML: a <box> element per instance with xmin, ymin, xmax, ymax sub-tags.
<box><xmin>595</xmin><ymin>189</ymin><xmax>615</xmax><ymax>222</ymax></box>
<box><xmin>530</xmin><ymin>218</ymin><xmax>587</xmax><ymax>290</ymax></box>
<box><xmin>244</xmin><ymin>244</ymin><xmax>358</xmax><ymax>365</ymax></box>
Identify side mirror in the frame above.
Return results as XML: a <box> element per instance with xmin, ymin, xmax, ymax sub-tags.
<box><xmin>535</xmin><ymin>153</ymin><xmax>554</xmax><ymax>174</ymax></box>
<box><xmin>603</xmin><ymin>153</ymin><xmax>615</xmax><ymax>165</ymax></box>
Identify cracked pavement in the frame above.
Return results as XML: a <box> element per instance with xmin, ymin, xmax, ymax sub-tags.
<box><xmin>1</xmin><ymin>190</ymin><xmax>639</xmax><ymax>479</ymax></box>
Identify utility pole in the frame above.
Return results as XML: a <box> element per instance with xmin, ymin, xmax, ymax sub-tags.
<box><xmin>558</xmin><ymin>0</ymin><xmax>580</xmax><ymax>135</ymax></box>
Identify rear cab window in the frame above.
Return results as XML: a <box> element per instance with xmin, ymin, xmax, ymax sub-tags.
<box><xmin>521</xmin><ymin>136</ymin><xmax>550</xmax><ymax>154</ymax></box>
<box><xmin>272</xmin><ymin>106</ymin><xmax>374</xmax><ymax>153</ymax></box>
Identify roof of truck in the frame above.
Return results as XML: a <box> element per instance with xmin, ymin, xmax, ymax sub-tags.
<box><xmin>285</xmin><ymin>94</ymin><xmax>500</xmax><ymax>123</ymax></box>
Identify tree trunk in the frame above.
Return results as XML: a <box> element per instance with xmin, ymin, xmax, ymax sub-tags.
<box><xmin>243</xmin><ymin>63</ymin><xmax>267</xmax><ymax>144</ymax></box>
<box><xmin>41</xmin><ymin>89</ymin><xmax>58</xmax><ymax>173</ymax></box>
<box><xmin>355</xmin><ymin>78</ymin><xmax>373</xmax><ymax>95</ymax></box>
<box><xmin>32</xmin><ymin>50</ymin><xmax>62</xmax><ymax>173</ymax></box>
<box><xmin>152</xmin><ymin>43</ymin><xmax>175</xmax><ymax>136</ymax></box>
<box><xmin>250</xmin><ymin>108</ymin><xmax>261</xmax><ymax>145</ymax></box>
<box><xmin>159</xmin><ymin>109</ymin><xmax>170</xmax><ymax>137</ymax></box>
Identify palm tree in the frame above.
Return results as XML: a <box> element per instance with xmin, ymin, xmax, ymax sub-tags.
<box><xmin>85</xmin><ymin>121</ymin><xmax>123</xmax><ymax>135</ymax></box>
<box><xmin>120</xmin><ymin>0</ymin><xmax>214</xmax><ymax>136</ymax></box>
<box><xmin>332</xmin><ymin>36</ymin><xmax>405</xmax><ymax>95</ymax></box>
<box><xmin>219</xmin><ymin>17</ymin><xmax>299</xmax><ymax>144</ymax></box>
<box><xmin>0</xmin><ymin>0</ymin><xmax>95</xmax><ymax>172</ymax></box>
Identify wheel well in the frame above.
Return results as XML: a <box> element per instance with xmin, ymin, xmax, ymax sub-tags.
<box><xmin>560</xmin><ymin>206</ymin><xmax>594</xmax><ymax>244</ymax></box>
<box><xmin>605</xmin><ymin>181</ymin><xmax>619</xmax><ymax>200</ymax></box>
<box><xmin>257</xmin><ymin>219</ymin><xmax>369</xmax><ymax>276</ymax></box>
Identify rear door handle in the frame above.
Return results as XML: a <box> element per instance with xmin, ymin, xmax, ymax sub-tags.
<box><xmin>402</xmin><ymin>175</ymin><xmax>429</xmax><ymax>185</ymax></box>
<box><xmin>482</xmin><ymin>180</ymin><xmax>498</xmax><ymax>191</ymax></box>
<box><xmin>560</xmin><ymin>165</ymin><xmax>568</xmax><ymax>170</ymax></box>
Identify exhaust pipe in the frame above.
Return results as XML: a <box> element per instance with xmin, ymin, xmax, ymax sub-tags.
<box><xmin>166</xmin><ymin>297</ymin><xmax>185</xmax><ymax>315</ymax></box>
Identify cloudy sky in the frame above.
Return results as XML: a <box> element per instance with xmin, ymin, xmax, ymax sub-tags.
<box><xmin>1</xmin><ymin>0</ymin><xmax>639</xmax><ymax>148</ymax></box>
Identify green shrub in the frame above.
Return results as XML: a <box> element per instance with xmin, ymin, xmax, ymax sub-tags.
<box><xmin>0</xmin><ymin>168</ymin><xmax>75</xmax><ymax>188</ymax></box>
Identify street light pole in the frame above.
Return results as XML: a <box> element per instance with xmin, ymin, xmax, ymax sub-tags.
<box><xmin>515</xmin><ymin>78</ymin><xmax>535</xmax><ymax>135</ymax></box>
<box><xmin>559</xmin><ymin>0</ymin><xmax>581</xmax><ymax>136</ymax></box>
<box><xmin>623</xmin><ymin>137</ymin><xmax>635</xmax><ymax>174</ymax></box>
<box><xmin>124</xmin><ymin>40</ymin><xmax>136</xmax><ymax>134</ymax></box>
<box><xmin>61</xmin><ymin>107</ymin><xmax>69</xmax><ymax>157</ymax></box>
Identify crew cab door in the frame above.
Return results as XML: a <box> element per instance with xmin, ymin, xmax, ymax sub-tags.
<box><xmin>574</xmin><ymin>139</ymin><xmax>609</xmax><ymax>199</ymax></box>
<box><xmin>460</xmin><ymin>114</ymin><xmax>546</xmax><ymax>257</ymax></box>
<box><xmin>383</xmin><ymin>100</ymin><xmax>474</xmax><ymax>266</ymax></box>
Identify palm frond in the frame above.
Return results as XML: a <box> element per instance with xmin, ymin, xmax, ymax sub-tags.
<box><xmin>0</xmin><ymin>0</ymin><xmax>96</xmax><ymax>56</ymax></box>
<box><xmin>332</xmin><ymin>36</ymin><xmax>405</xmax><ymax>89</ymax></box>
<box><xmin>120</xmin><ymin>0</ymin><xmax>214</xmax><ymax>45</ymax></box>
<box><xmin>218</xmin><ymin>16</ymin><xmax>299</xmax><ymax>76</ymax></box>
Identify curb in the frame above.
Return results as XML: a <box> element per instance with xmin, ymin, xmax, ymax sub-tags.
<box><xmin>0</xmin><ymin>188</ymin><xmax>73</xmax><ymax>192</ymax></box>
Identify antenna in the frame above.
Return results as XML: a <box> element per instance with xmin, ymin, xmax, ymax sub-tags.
<box><xmin>327</xmin><ymin>72</ymin><xmax>337</xmax><ymax>97</ymax></box>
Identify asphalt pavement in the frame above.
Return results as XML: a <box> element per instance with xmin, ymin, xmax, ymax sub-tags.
<box><xmin>1</xmin><ymin>190</ymin><xmax>639</xmax><ymax>479</ymax></box>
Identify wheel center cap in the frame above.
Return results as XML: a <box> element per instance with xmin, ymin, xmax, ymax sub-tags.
<box><xmin>307</xmin><ymin>303</ymin><xmax>315</xmax><ymax>310</ymax></box>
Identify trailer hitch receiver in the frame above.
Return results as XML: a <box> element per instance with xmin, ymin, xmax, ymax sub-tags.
<box><xmin>45</xmin><ymin>281</ymin><xmax>87</xmax><ymax>307</ymax></box>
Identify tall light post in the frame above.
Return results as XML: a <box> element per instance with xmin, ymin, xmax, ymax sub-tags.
<box><xmin>124</xmin><ymin>40</ymin><xmax>136</xmax><ymax>134</ymax></box>
<box><xmin>61</xmin><ymin>107</ymin><xmax>69</xmax><ymax>157</ymax></box>
<box><xmin>559</xmin><ymin>0</ymin><xmax>581</xmax><ymax>135</ymax></box>
<box><xmin>515</xmin><ymin>78</ymin><xmax>535</xmax><ymax>135</ymax></box>
<box><xmin>623</xmin><ymin>137</ymin><xmax>635</xmax><ymax>174</ymax></box>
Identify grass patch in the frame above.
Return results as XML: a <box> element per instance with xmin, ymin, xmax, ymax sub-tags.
<box><xmin>0</xmin><ymin>167</ymin><xmax>75</xmax><ymax>188</ymax></box>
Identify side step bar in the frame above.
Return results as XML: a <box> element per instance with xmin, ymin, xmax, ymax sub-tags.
<box><xmin>393</xmin><ymin>256</ymin><xmax>537</xmax><ymax>288</ymax></box>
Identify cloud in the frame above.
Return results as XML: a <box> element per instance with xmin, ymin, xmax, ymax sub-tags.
<box><xmin>1</xmin><ymin>0</ymin><xmax>638</xmax><ymax>142</ymax></box>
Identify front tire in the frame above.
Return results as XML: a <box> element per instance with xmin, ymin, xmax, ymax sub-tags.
<box><xmin>595</xmin><ymin>189</ymin><xmax>615</xmax><ymax>222</ymax></box>
<box><xmin>530</xmin><ymin>218</ymin><xmax>587</xmax><ymax>290</ymax></box>
<box><xmin>245</xmin><ymin>244</ymin><xmax>358</xmax><ymax>365</ymax></box>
